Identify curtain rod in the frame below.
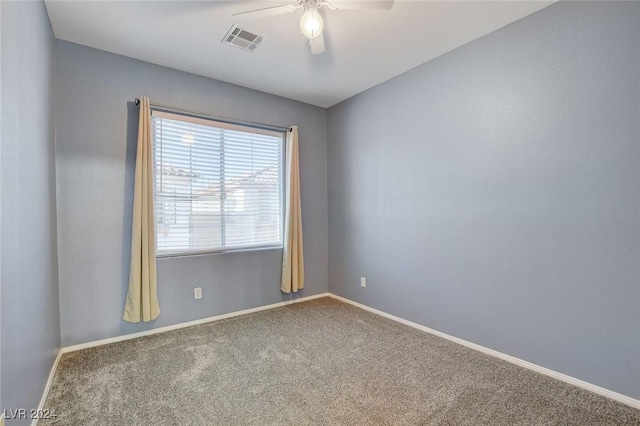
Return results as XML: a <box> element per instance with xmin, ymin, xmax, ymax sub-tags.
<box><xmin>134</xmin><ymin>98</ymin><xmax>292</xmax><ymax>133</ymax></box>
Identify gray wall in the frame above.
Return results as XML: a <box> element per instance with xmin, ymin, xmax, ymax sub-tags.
<box><xmin>1</xmin><ymin>1</ymin><xmax>61</xmax><ymax>423</ymax></box>
<box><xmin>54</xmin><ymin>41</ymin><xmax>328</xmax><ymax>347</ymax></box>
<box><xmin>327</xmin><ymin>1</ymin><xmax>640</xmax><ymax>399</ymax></box>
<box><xmin>0</xmin><ymin>0</ymin><xmax>3</xmax><ymax>417</ymax></box>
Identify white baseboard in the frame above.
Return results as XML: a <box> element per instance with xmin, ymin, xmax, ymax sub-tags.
<box><xmin>328</xmin><ymin>293</ymin><xmax>640</xmax><ymax>410</ymax></box>
<box><xmin>31</xmin><ymin>349</ymin><xmax>63</xmax><ymax>426</ymax></box>
<box><xmin>62</xmin><ymin>292</ymin><xmax>330</xmax><ymax>354</ymax></box>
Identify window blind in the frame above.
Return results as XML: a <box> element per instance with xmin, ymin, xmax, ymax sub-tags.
<box><xmin>151</xmin><ymin>110</ymin><xmax>284</xmax><ymax>256</ymax></box>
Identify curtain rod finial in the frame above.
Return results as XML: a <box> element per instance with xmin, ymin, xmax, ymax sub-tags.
<box><xmin>135</xmin><ymin>98</ymin><xmax>140</xmax><ymax>105</ymax></box>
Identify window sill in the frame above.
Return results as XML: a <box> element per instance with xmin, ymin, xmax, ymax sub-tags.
<box><xmin>156</xmin><ymin>245</ymin><xmax>283</xmax><ymax>259</ymax></box>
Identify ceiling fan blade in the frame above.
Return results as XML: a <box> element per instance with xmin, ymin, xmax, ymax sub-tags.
<box><xmin>326</xmin><ymin>0</ymin><xmax>394</xmax><ymax>10</ymax></box>
<box><xmin>310</xmin><ymin>33</ymin><xmax>326</xmax><ymax>55</ymax></box>
<box><xmin>233</xmin><ymin>4</ymin><xmax>299</xmax><ymax>22</ymax></box>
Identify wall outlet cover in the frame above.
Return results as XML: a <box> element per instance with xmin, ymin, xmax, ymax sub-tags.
<box><xmin>361</xmin><ymin>277</ymin><xmax>366</xmax><ymax>288</ymax></box>
<box><xmin>194</xmin><ymin>287</ymin><xmax>203</xmax><ymax>300</ymax></box>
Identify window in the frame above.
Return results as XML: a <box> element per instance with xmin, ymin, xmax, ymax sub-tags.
<box><xmin>152</xmin><ymin>110</ymin><xmax>284</xmax><ymax>256</ymax></box>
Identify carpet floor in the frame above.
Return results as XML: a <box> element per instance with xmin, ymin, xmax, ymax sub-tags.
<box><xmin>42</xmin><ymin>297</ymin><xmax>639</xmax><ymax>425</ymax></box>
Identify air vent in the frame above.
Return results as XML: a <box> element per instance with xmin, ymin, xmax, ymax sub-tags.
<box><xmin>222</xmin><ymin>25</ymin><xmax>264</xmax><ymax>53</ymax></box>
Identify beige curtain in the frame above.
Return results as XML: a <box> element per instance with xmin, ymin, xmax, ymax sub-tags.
<box><xmin>281</xmin><ymin>126</ymin><xmax>305</xmax><ymax>293</ymax></box>
<box><xmin>123</xmin><ymin>97</ymin><xmax>160</xmax><ymax>323</ymax></box>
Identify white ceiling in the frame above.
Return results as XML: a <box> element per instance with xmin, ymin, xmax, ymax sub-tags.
<box><xmin>44</xmin><ymin>0</ymin><xmax>553</xmax><ymax>108</ymax></box>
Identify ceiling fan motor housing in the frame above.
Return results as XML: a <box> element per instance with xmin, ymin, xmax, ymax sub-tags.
<box><xmin>301</xmin><ymin>0</ymin><xmax>322</xmax><ymax>10</ymax></box>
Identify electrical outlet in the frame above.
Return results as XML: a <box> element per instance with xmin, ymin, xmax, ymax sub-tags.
<box><xmin>361</xmin><ymin>277</ymin><xmax>366</xmax><ymax>288</ymax></box>
<box><xmin>194</xmin><ymin>287</ymin><xmax>202</xmax><ymax>300</ymax></box>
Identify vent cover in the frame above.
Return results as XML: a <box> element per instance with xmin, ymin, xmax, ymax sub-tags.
<box><xmin>222</xmin><ymin>25</ymin><xmax>264</xmax><ymax>53</ymax></box>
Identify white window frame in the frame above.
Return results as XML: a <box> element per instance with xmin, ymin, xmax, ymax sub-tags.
<box><xmin>151</xmin><ymin>110</ymin><xmax>286</xmax><ymax>258</ymax></box>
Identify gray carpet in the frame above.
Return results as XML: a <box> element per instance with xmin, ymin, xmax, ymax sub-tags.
<box><xmin>42</xmin><ymin>297</ymin><xmax>639</xmax><ymax>425</ymax></box>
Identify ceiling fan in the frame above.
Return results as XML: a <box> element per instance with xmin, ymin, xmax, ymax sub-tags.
<box><xmin>233</xmin><ymin>0</ymin><xmax>394</xmax><ymax>55</ymax></box>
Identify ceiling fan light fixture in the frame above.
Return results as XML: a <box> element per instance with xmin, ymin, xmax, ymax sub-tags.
<box><xmin>299</xmin><ymin>9</ymin><xmax>323</xmax><ymax>39</ymax></box>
